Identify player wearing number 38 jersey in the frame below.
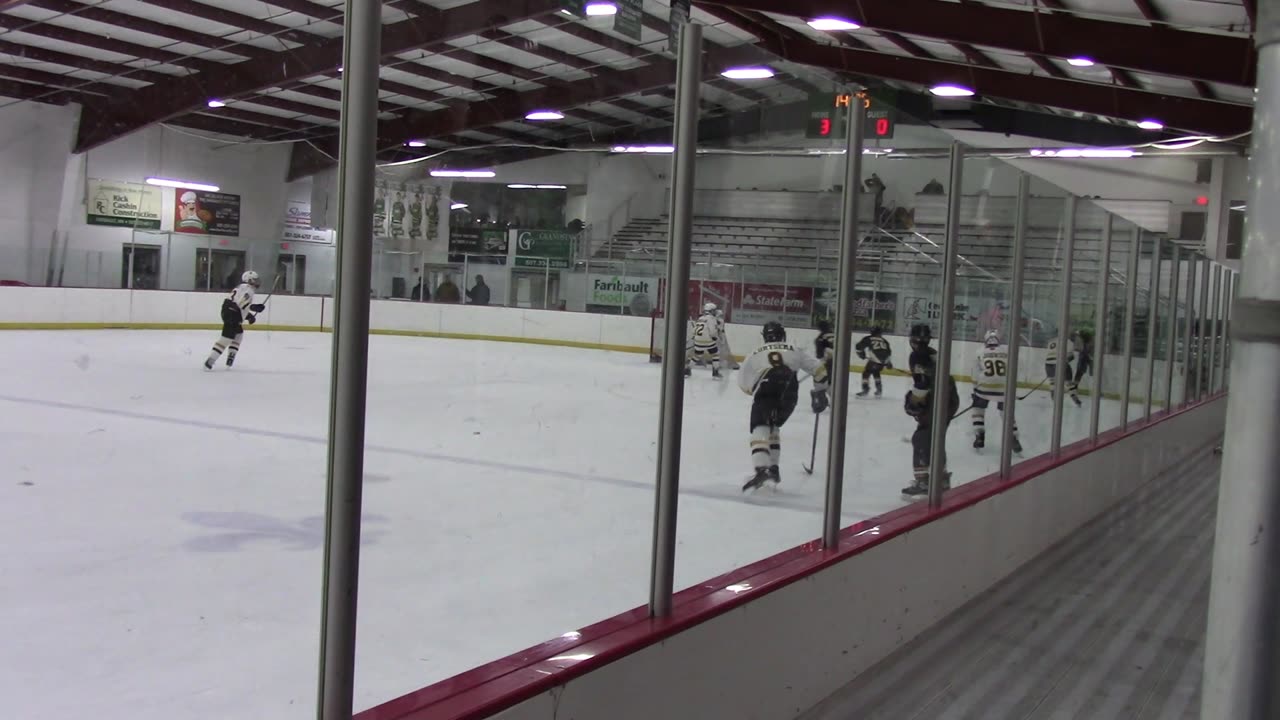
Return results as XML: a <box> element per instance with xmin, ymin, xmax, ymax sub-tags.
<box><xmin>738</xmin><ymin>321</ymin><xmax>829</xmax><ymax>491</ymax></box>
<box><xmin>971</xmin><ymin>330</ymin><xmax>1021</xmax><ymax>453</ymax></box>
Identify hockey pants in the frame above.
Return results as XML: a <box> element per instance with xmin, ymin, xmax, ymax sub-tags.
<box><xmin>911</xmin><ymin>416</ymin><xmax>950</xmax><ymax>482</ymax></box>
<box><xmin>861</xmin><ymin>361</ymin><xmax>885</xmax><ymax>392</ymax></box>
<box><xmin>972</xmin><ymin>394</ymin><xmax>1017</xmax><ymax>435</ymax></box>
<box><xmin>207</xmin><ymin>305</ymin><xmax>245</xmax><ymax>364</ymax></box>
<box><xmin>750</xmin><ymin>394</ymin><xmax>796</xmax><ymax>469</ymax></box>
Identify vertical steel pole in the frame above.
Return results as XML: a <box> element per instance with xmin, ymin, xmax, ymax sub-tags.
<box><xmin>1163</xmin><ymin>245</ymin><xmax>1181</xmax><ymax>411</ymax></box>
<box><xmin>1143</xmin><ymin>237</ymin><xmax>1161</xmax><ymax>419</ymax></box>
<box><xmin>1183</xmin><ymin>254</ymin><xmax>1198</xmax><ymax>406</ymax></box>
<box><xmin>1000</xmin><ymin>174</ymin><xmax>1030</xmax><ymax>479</ymax></box>
<box><xmin>1089</xmin><ymin>212</ymin><xmax>1113</xmax><ymax>440</ymax></box>
<box><xmin>927</xmin><ymin>143</ymin><xmax>964</xmax><ymax>508</ymax></box>
<box><xmin>1223</xmin><ymin>271</ymin><xmax>1235</xmax><ymax>388</ymax></box>
<box><xmin>1198</xmin><ymin>257</ymin><xmax>1212</xmax><ymax>399</ymax></box>
<box><xmin>1201</xmin><ymin>0</ymin><xmax>1280</xmax><ymax>710</ymax></box>
<box><xmin>1119</xmin><ymin>229</ymin><xmax>1141</xmax><ymax>428</ymax></box>
<box><xmin>1050</xmin><ymin>195</ymin><xmax>1078</xmax><ymax>455</ymax></box>
<box><xmin>649</xmin><ymin>22</ymin><xmax>701</xmax><ymax>617</ymax></box>
<box><xmin>317</xmin><ymin>0</ymin><xmax>379</xmax><ymax>717</ymax></box>
<box><xmin>821</xmin><ymin>96</ymin><xmax>865</xmax><ymax>548</ymax></box>
<box><xmin>1207</xmin><ymin>265</ymin><xmax>1221</xmax><ymax>393</ymax></box>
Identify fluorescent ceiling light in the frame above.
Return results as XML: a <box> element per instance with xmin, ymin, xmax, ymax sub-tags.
<box><xmin>206</xmin><ymin>99</ymin><xmax>226</xmax><ymax>108</ymax></box>
<box><xmin>525</xmin><ymin>110</ymin><xmax>565</xmax><ymax>121</ymax></box>
<box><xmin>1066</xmin><ymin>57</ymin><xmax>1095</xmax><ymax>67</ymax></box>
<box><xmin>508</xmin><ymin>184</ymin><xmax>568</xmax><ymax>189</ymax></box>
<box><xmin>584</xmin><ymin>2</ymin><xmax>617</xmax><ymax>15</ymax></box>
<box><xmin>1137</xmin><ymin>119</ymin><xmax>1164</xmax><ymax>130</ymax></box>
<box><xmin>145</xmin><ymin>177</ymin><xmax>219</xmax><ymax>192</ymax></box>
<box><xmin>1230</xmin><ymin>203</ymin><xmax>1247</xmax><ymax>211</ymax></box>
<box><xmin>450</xmin><ymin>202</ymin><xmax>468</xmax><ymax>210</ymax></box>
<box><xmin>721</xmin><ymin>66</ymin><xmax>775</xmax><ymax>79</ymax></box>
<box><xmin>406</xmin><ymin>140</ymin><xmax>427</xmax><ymax>148</ymax></box>
<box><xmin>930</xmin><ymin>84</ymin><xmax>974</xmax><ymax>97</ymax></box>
<box><xmin>807</xmin><ymin>17</ymin><xmax>860</xmax><ymax>30</ymax></box>
<box><xmin>430</xmin><ymin>169</ymin><xmax>495</xmax><ymax>178</ymax></box>
<box><xmin>1030</xmin><ymin>148</ymin><xmax>1137</xmax><ymax>158</ymax></box>
<box><xmin>611</xmin><ymin>145</ymin><xmax>675</xmax><ymax>153</ymax></box>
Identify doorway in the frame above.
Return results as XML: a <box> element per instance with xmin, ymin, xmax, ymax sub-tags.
<box><xmin>277</xmin><ymin>254</ymin><xmax>308</xmax><ymax>295</ymax></box>
<box><xmin>196</xmin><ymin>248</ymin><xmax>248</xmax><ymax>291</ymax></box>
<box><xmin>122</xmin><ymin>244</ymin><xmax>162</xmax><ymax>289</ymax></box>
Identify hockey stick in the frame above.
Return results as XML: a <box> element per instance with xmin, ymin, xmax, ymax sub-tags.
<box><xmin>802</xmin><ymin>412</ymin><xmax>820</xmax><ymax>475</ymax></box>
<box><xmin>951</xmin><ymin>403</ymin><xmax>974</xmax><ymax>421</ymax></box>
<box><xmin>1018</xmin><ymin>376</ymin><xmax>1050</xmax><ymax>400</ymax></box>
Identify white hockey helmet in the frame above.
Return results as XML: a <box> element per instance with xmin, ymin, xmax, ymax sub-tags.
<box><xmin>984</xmin><ymin>330</ymin><xmax>1000</xmax><ymax>347</ymax></box>
<box><xmin>704</xmin><ymin>302</ymin><xmax>717</xmax><ymax>313</ymax></box>
<box><xmin>242</xmin><ymin>270</ymin><xmax>261</xmax><ymax>287</ymax></box>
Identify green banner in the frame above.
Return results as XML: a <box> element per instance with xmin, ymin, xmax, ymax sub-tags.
<box><xmin>86</xmin><ymin>179</ymin><xmax>162</xmax><ymax>229</ymax></box>
<box><xmin>614</xmin><ymin>0</ymin><xmax>643</xmax><ymax>41</ymax></box>
<box><xmin>513</xmin><ymin>229</ymin><xmax>573</xmax><ymax>269</ymax></box>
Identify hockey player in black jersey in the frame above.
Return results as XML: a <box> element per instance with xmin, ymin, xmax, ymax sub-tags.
<box><xmin>814</xmin><ymin>319</ymin><xmax>835</xmax><ymax>373</ymax></box>
<box><xmin>902</xmin><ymin>324</ymin><xmax>959</xmax><ymax>501</ymax></box>
<box><xmin>854</xmin><ymin>326</ymin><xmax>893</xmax><ymax>397</ymax></box>
<box><xmin>204</xmin><ymin>270</ymin><xmax>266</xmax><ymax>369</ymax></box>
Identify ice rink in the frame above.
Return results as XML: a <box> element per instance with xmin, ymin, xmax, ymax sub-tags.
<box><xmin>0</xmin><ymin>329</ymin><xmax>1122</xmax><ymax>718</ymax></box>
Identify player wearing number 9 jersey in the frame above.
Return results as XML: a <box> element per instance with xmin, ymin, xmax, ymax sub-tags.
<box><xmin>739</xmin><ymin>321</ymin><xmax>829</xmax><ymax>491</ymax></box>
<box><xmin>971</xmin><ymin>331</ymin><xmax>1021</xmax><ymax>453</ymax></box>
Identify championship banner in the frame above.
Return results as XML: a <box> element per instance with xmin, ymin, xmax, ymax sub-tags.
<box><xmin>372</xmin><ymin>179</ymin><xmax>388</xmax><ymax>237</ymax></box>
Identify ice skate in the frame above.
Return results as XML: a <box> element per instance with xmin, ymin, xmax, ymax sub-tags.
<box><xmin>203</xmin><ymin>358</ymin><xmax>214</xmax><ymax>370</ymax></box>
<box><xmin>743</xmin><ymin>467</ymin><xmax>772</xmax><ymax>492</ymax></box>
<box><xmin>874</xmin><ymin>383</ymin><xmax>883</xmax><ymax>397</ymax></box>
<box><xmin>1011</xmin><ymin>435</ymin><xmax>1023</xmax><ymax>454</ymax></box>
<box><xmin>973</xmin><ymin>431</ymin><xmax>985</xmax><ymax>450</ymax></box>
<box><xmin>1070</xmin><ymin>394</ymin><xmax>1082</xmax><ymax>407</ymax></box>
<box><xmin>225</xmin><ymin>353</ymin><xmax>236</xmax><ymax>368</ymax></box>
<box><xmin>901</xmin><ymin>478</ymin><xmax>928</xmax><ymax>501</ymax></box>
<box><xmin>712</xmin><ymin>367</ymin><xmax>722</xmax><ymax>379</ymax></box>
<box><xmin>856</xmin><ymin>387</ymin><xmax>870</xmax><ymax>398</ymax></box>
<box><xmin>683</xmin><ymin>366</ymin><xmax>692</xmax><ymax>377</ymax></box>
<box><xmin>768</xmin><ymin>465</ymin><xmax>781</xmax><ymax>485</ymax></box>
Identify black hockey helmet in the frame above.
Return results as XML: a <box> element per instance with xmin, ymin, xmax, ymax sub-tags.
<box><xmin>762</xmin><ymin>321</ymin><xmax>787</xmax><ymax>343</ymax></box>
<box><xmin>870</xmin><ymin>326</ymin><xmax>883</xmax><ymax>336</ymax></box>
<box><xmin>816</xmin><ymin>319</ymin><xmax>832</xmax><ymax>334</ymax></box>
<box><xmin>909</xmin><ymin>323</ymin><xmax>932</xmax><ymax>349</ymax></box>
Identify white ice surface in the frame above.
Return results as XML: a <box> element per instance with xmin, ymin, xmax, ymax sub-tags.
<box><xmin>0</xmin><ymin>330</ymin><xmax>1124</xmax><ymax>719</ymax></box>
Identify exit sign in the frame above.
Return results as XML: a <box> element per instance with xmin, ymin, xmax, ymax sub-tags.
<box><xmin>805</xmin><ymin>92</ymin><xmax>895</xmax><ymax>140</ymax></box>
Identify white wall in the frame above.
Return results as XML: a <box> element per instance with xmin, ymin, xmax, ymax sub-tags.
<box><xmin>0</xmin><ymin>101</ymin><xmax>78</xmax><ymax>284</ymax></box>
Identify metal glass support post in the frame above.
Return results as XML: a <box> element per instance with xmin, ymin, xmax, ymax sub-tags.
<box><xmin>1000</xmin><ymin>174</ymin><xmax>1031</xmax><ymax>478</ymax></box>
<box><xmin>821</xmin><ymin>96</ymin><xmax>865</xmax><ymax>549</ymax></box>
<box><xmin>1207</xmin><ymin>265</ymin><xmax>1221</xmax><ymax>393</ymax></box>
<box><xmin>1143</xmin><ymin>238</ymin><xmax>1161</xmax><ymax>419</ymax></box>
<box><xmin>316</xmin><ymin>0</ymin><xmax>380</xmax><ymax>717</ymax></box>
<box><xmin>1050</xmin><ymin>195</ymin><xmax>1078</xmax><ymax>455</ymax></box>
<box><xmin>1201</xmin><ymin>1</ymin><xmax>1280</xmax><ymax>710</ymax></box>
<box><xmin>1198</xmin><ymin>258</ymin><xmax>1212</xmax><ymax>400</ymax></box>
<box><xmin>1162</xmin><ymin>245</ymin><xmax>1181</xmax><ymax>410</ymax></box>
<box><xmin>1089</xmin><ymin>212</ymin><xmax>1113</xmax><ymax>440</ymax></box>
<box><xmin>1119</xmin><ymin>229</ymin><xmax>1141</xmax><ymax>428</ymax></box>
<box><xmin>927</xmin><ymin>143</ymin><xmax>964</xmax><ymax>508</ymax></box>
<box><xmin>1182</xmin><ymin>254</ymin><xmax>1198</xmax><ymax>407</ymax></box>
<box><xmin>648</xmin><ymin>22</ymin><xmax>701</xmax><ymax>618</ymax></box>
<box><xmin>1223</xmin><ymin>272</ymin><xmax>1235</xmax><ymax>388</ymax></box>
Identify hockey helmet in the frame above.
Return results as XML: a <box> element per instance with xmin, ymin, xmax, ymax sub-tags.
<box><xmin>704</xmin><ymin>302</ymin><xmax>717</xmax><ymax>313</ymax></box>
<box><xmin>908</xmin><ymin>323</ymin><xmax>932</xmax><ymax>349</ymax></box>
<box><xmin>870</xmin><ymin>326</ymin><xmax>883</xmax><ymax>337</ymax></box>
<box><xmin>242</xmin><ymin>270</ymin><xmax>261</xmax><ymax>287</ymax></box>
<box><xmin>816</xmin><ymin>319</ymin><xmax>832</xmax><ymax>334</ymax></box>
<box><xmin>984</xmin><ymin>330</ymin><xmax>1000</xmax><ymax>347</ymax></box>
<box><xmin>762</xmin><ymin>321</ymin><xmax>786</xmax><ymax>343</ymax></box>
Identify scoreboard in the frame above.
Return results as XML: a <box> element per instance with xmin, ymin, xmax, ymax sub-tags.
<box><xmin>804</xmin><ymin>92</ymin><xmax>895</xmax><ymax>140</ymax></box>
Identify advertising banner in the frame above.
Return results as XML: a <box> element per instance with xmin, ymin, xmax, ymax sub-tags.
<box><xmin>448</xmin><ymin>227</ymin><xmax>509</xmax><ymax>263</ymax></box>
<box><xmin>513</xmin><ymin>229</ymin><xmax>573</xmax><ymax>269</ymax></box>
<box><xmin>86</xmin><ymin>179</ymin><xmax>162</xmax><ymax>229</ymax></box>
<box><xmin>174</xmin><ymin>190</ymin><xmax>241</xmax><ymax>236</ymax></box>
<box><xmin>586</xmin><ymin>274</ymin><xmax>658</xmax><ymax>316</ymax></box>
<box><xmin>901</xmin><ymin>295</ymin><xmax>980</xmax><ymax>338</ymax></box>
<box><xmin>813</xmin><ymin>288</ymin><xmax>899</xmax><ymax>332</ymax></box>
<box><xmin>282</xmin><ymin>200</ymin><xmax>334</xmax><ymax>244</ymax></box>
<box><xmin>735</xmin><ymin>283</ymin><xmax>814</xmax><ymax>326</ymax></box>
<box><xmin>655</xmin><ymin>278</ymin><xmax>737</xmax><ymax>321</ymax></box>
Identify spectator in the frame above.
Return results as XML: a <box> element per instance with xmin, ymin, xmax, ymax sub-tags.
<box><xmin>410</xmin><ymin>278</ymin><xmax>429</xmax><ymax>302</ymax></box>
<box><xmin>921</xmin><ymin>179</ymin><xmax>946</xmax><ymax>195</ymax></box>
<box><xmin>466</xmin><ymin>275</ymin><xmax>491</xmax><ymax>306</ymax></box>
<box><xmin>435</xmin><ymin>275</ymin><xmax>461</xmax><ymax>303</ymax></box>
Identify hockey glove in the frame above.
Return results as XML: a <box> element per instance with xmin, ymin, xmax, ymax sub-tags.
<box><xmin>857</xmin><ymin>351</ymin><xmax>867</xmax><ymax>360</ymax></box>
<box><xmin>810</xmin><ymin>389</ymin><xmax>829</xmax><ymax>414</ymax></box>
<box><xmin>247</xmin><ymin>314</ymin><xmax>257</xmax><ymax>325</ymax></box>
<box><xmin>249</xmin><ymin>303</ymin><xmax>266</xmax><ymax>313</ymax></box>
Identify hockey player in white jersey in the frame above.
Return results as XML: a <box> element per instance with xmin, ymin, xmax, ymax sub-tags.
<box><xmin>685</xmin><ymin>302</ymin><xmax>725</xmax><ymax>378</ymax></box>
<box><xmin>1045</xmin><ymin>334</ymin><xmax>1082</xmax><ymax>406</ymax></box>
<box><xmin>739</xmin><ymin>321</ymin><xmax>829</xmax><ymax>491</ymax></box>
<box><xmin>204</xmin><ymin>270</ymin><xmax>266</xmax><ymax>369</ymax></box>
<box><xmin>971</xmin><ymin>331</ymin><xmax>1022</xmax><ymax>453</ymax></box>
